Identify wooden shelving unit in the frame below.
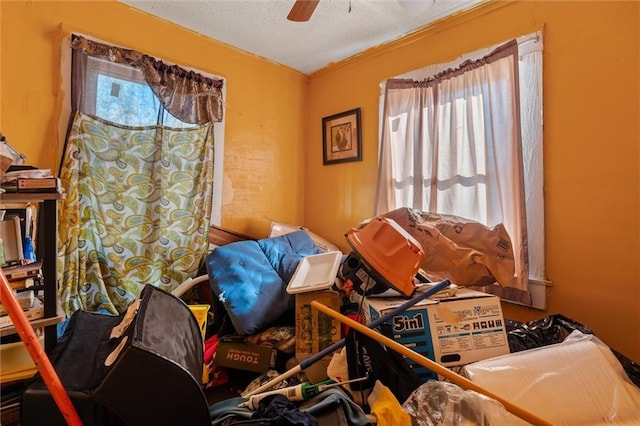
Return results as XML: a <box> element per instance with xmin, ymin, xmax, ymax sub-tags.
<box><xmin>1</xmin><ymin>192</ymin><xmax>64</xmax><ymax>353</ymax></box>
<box><xmin>0</xmin><ymin>303</ymin><xmax>65</xmax><ymax>338</ymax></box>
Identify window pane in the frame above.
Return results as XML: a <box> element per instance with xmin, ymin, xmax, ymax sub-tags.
<box><xmin>95</xmin><ymin>75</ymin><xmax>159</xmax><ymax>126</ymax></box>
<box><xmin>87</xmin><ymin>56</ymin><xmax>190</xmax><ymax>128</ymax></box>
<box><xmin>162</xmin><ymin>110</ymin><xmax>192</xmax><ymax>129</ymax></box>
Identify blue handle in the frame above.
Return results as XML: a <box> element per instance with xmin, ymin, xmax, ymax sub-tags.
<box><xmin>301</xmin><ymin>279</ymin><xmax>450</xmax><ymax>369</ymax></box>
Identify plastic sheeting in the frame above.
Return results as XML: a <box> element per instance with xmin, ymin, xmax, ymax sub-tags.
<box><xmin>464</xmin><ymin>330</ymin><xmax>640</xmax><ymax>425</ymax></box>
<box><xmin>506</xmin><ymin>314</ymin><xmax>640</xmax><ymax>388</ymax></box>
<box><xmin>403</xmin><ymin>380</ymin><xmax>509</xmax><ymax>426</ymax></box>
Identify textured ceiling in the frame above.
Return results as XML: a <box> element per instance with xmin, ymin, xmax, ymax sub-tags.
<box><xmin>118</xmin><ymin>0</ymin><xmax>485</xmax><ymax>74</ymax></box>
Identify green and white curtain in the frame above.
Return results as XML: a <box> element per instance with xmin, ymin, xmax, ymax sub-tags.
<box><xmin>58</xmin><ymin>35</ymin><xmax>223</xmax><ymax>315</ymax></box>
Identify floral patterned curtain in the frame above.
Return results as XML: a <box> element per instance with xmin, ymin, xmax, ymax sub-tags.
<box><xmin>58</xmin><ymin>113</ymin><xmax>214</xmax><ymax>314</ymax></box>
<box><xmin>58</xmin><ymin>35</ymin><xmax>221</xmax><ymax>315</ymax></box>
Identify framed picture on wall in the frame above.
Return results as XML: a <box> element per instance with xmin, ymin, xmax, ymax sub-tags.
<box><xmin>322</xmin><ymin>108</ymin><xmax>362</xmax><ymax>165</ymax></box>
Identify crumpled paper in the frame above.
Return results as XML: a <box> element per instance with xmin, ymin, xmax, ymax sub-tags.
<box><xmin>377</xmin><ymin>208</ymin><xmax>515</xmax><ymax>287</ymax></box>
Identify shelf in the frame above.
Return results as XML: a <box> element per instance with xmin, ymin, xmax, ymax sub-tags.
<box><xmin>0</xmin><ymin>301</ymin><xmax>65</xmax><ymax>338</ymax></box>
<box><xmin>0</xmin><ymin>193</ymin><xmax>61</xmax><ymax>352</ymax></box>
<box><xmin>0</xmin><ymin>193</ymin><xmax>64</xmax><ymax>204</ymax></box>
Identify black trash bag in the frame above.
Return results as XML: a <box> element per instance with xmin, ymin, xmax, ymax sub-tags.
<box><xmin>505</xmin><ymin>313</ymin><xmax>594</xmax><ymax>352</ymax></box>
<box><xmin>506</xmin><ymin>314</ymin><xmax>640</xmax><ymax>388</ymax></box>
<box><xmin>345</xmin><ymin>326</ymin><xmax>422</xmax><ymax>405</ymax></box>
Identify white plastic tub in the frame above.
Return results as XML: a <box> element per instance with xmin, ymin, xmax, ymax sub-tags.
<box><xmin>286</xmin><ymin>251</ymin><xmax>342</xmax><ymax>294</ymax></box>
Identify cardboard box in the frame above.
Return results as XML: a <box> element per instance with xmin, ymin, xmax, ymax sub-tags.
<box><xmin>361</xmin><ymin>288</ymin><xmax>509</xmax><ymax>382</ymax></box>
<box><xmin>295</xmin><ymin>290</ymin><xmax>343</xmax><ymax>374</ymax></box>
<box><xmin>214</xmin><ymin>340</ymin><xmax>277</xmax><ymax>373</ymax></box>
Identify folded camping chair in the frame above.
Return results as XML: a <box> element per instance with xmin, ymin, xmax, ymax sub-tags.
<box><xmin>21</xmin><ymin>284</ymin><xmax>210</xmax><ymax>426</ymax></box>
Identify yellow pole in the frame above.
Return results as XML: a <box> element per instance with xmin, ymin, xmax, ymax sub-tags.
<box><xmin>311</xmin><ymin>300</ymin><xmax>553</xmax><ymax>426</ymax></box>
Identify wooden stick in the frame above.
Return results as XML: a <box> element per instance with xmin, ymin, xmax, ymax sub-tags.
<box><xmin>311</xmin><ymin>300</ymin><xmax>554</xmax><ymax>426</ymax></box>
<box><xmin>244</xmin><ymin>280</ymin><xmax>452</xmax><ymax>397</ymax></box>
<box><xmin>0</xmin><ymin>268</ymin><xmax>84</xmax><ymax>426</ymax></box>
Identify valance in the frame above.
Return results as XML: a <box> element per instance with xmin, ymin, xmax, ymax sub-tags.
<box><xmin>71</xmin><ymin>35</ymin><xmax>224</xmax><ymax>123</ymax></box>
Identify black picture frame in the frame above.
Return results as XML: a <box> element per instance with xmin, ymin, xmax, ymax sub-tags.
<box><xmin>322</xmin><ymin>108</ymin><xmax>362</xmax><ymax>165</ymax></box>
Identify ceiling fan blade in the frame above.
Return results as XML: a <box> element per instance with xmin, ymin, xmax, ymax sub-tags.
<box><xmin>287</xmin><ymin>0</ymin><xmax>320</xmax><ymax>22</ymax></box>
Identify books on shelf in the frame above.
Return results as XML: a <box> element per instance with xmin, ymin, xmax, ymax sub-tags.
<box><xmin>0</xmin><ymin>261</ymin><xmax>45</xmax><ymax>328</ymax></box>
<box><xmin>1</xmin><ymin>205</ymin><xmax>37</xmax><ymax>251</ymax></box>
<box><xmin>0</xmin><ymin>296</ymin><xmax>44</xmax><ymax>328</ymax></box>
<box><xmin>0</xmin><ymin>290</ymin><xmax>35</xmax><ymax>316</ymax></box>
<box><xmin>0</xmin><ymin>167</ymin><xmax>62</xmax><ymax>194</ymax></box>
<box><xmin>1</xmin><ymin>168</ymin><xmax>52</xmax><ymax>180</ymax></box>
<box><xmin>8</xmin><ymin>277</ymin><xmax>39</xmax><ymax>291</ymax></box>
<box><xmin>0</xmin><ymin>216</ymin><xmax>24</xmax><ymax>263</ymax></box>
<box><xmin>1</xmin><ymin>177</ymin><xmax>61</xmax><ymax>194</ymax></box>
<box><xmin>1</xmin><ymin>261</ymin><xmax>42</xmax><ymax>282</ymax></box>
<box><xmin>16</xmin><ymin>177</ymin><xmax>61</xmax><ymax>193</ymax></box>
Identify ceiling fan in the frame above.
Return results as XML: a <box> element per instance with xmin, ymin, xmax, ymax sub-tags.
<box><xmin>286</xmin><ymin>0</ymin><xmax>427</xmax><ymax>23</ymax></box>
<box><xmin>287</xmin><ymin>0</ymin><xmax>320</xmax><ymax>22</ymax></box>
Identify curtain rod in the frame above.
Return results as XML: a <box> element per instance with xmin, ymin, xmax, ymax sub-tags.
<box><xmin>518</xmin><ymin>33</ymin><xmax>540</xmax><ymax>46</ymax></box>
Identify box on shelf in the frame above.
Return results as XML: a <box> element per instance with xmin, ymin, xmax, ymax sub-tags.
<box><xmin>17</xmin><ymin>177</ymin><xmax>60</xmax><ymax>193</ymax></box>
<box><xmin>360</xmin><ymin>288</ymin><xmax>509</xmax><ymax>382</ymax></box>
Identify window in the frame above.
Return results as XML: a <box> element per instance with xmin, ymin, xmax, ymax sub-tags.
<box><xmin>59</xmin><ymin>36</ymin><xmax>226</xmax><ymax>224</ymax></box>
<box><xmin>376</xmin><ymin>32</ymin><xmax>547</xmax><ymax>308</ymax></box>
<box><xmin>86</xmin><ymin>57</ymin><xmax>189</xmax><ymax>128</ymax></box>
<box><xmin>57</xmin><ymin>35</ymin><xmax>226</xmax><ymax>314</ymax></box>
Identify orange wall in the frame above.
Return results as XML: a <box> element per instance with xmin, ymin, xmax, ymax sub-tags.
<box><xmin>305</xmin><ymin>1</ymin><xmax>640</xmax><ymax>361</ymax></box>
<box><xmin>0</xmin><ymin>0</ymin><xmax>308</xmax><ymax>237</ymax></box>
<box><xmin>2</xmin><ymin>1</ymin><xmax>639</xmax><ymax>363</ymax></box>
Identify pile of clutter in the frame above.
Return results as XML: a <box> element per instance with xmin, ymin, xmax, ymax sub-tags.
<box><xmin>17</xmin><ymin>207</ymin><xmax>640</xmax><ymax>425</ymax></box>
<box><xmin>201</xmin><ymin>210</ymin><xmax>640</xmax><ymax>425</ymax></box>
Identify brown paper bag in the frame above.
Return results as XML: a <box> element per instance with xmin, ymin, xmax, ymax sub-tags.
<box><xmin>378</xmin><ymin>208</ymin><xmax>515</xmax><ymax>287</ymax></box>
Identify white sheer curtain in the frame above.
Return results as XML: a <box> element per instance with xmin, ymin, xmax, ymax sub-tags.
<box><xmin>375</xmin><ymin>40</ymin><xmax>532</xmax><ymax>304</ymax></box>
